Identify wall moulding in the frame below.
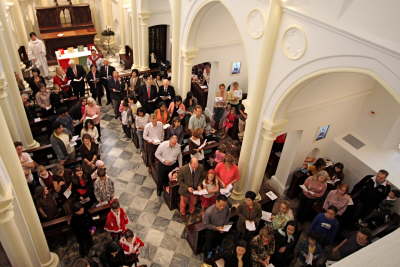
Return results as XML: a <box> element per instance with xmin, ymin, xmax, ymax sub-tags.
<box><xmin>282</xmin><ymin>25</ymin><xmax>307</xmax><ymax>60</ymax></box>
<box><xmin>247</xmin><ymin>8</ymin><xmax>265</xmax><ymax>39</ymax></box>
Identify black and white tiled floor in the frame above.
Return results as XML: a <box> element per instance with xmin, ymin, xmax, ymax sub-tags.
<box><xmin>58</xmin><ymin>104</ymin><xmax>203</xmax><ymax>267</ymax></box>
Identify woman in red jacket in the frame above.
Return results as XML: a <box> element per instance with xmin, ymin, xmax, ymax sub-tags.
<box><xmin>53</xmin><ymin>66</ymin><xmax>72</xmax><ymax>97</ymax></box>
<box><xmin>105</xmin><ymin>199</ymin><xmax>129</xmax><ymax>240</ymax></box>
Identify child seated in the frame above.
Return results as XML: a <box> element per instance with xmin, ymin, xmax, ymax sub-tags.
<box><xmin>105</xmin><ymin>199</ymin><xmax>129</xmax><ymax>240</ymax></box>
<box><xmin>119</xmin><ymin>229</ymin><xmax>145</xmax><ymax>266</ymax></box>
<box><xmin>37</xmin><ymin>165</ymin><xmax>54</xmax><ymax>190</ymax></box>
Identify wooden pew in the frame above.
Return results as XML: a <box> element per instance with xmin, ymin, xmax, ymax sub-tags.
<box><xmin>42</xmin><ymin>203</ymin><xmax>111</xmax><ymax>240</ymax></box>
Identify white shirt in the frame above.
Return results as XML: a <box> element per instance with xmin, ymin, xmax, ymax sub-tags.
<box><xmin>155</xmin><ymin>140</ymin><xmax>182</xmax><ymax>167</ymax></box>
<box><xmin>143</xmin><ymin>121</ymin><xmax>164</xmax><ymax>143</ymax></box>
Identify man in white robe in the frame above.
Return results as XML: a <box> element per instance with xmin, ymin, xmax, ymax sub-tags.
<box><xmin>27</xmin><ymin>32</ymin><xmax>49</xmax><ymax>77</ymax></box>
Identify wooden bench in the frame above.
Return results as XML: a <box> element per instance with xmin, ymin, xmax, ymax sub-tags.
<box><xmin>42</xmin><ymin>203</ymin><xmax>111</xmax><ymax>240</ymax></box>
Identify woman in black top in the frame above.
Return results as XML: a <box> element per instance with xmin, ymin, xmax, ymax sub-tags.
<box><xmin>27</xmin><ymin>67</ymin><xmax>46</xmax><ymax>96</ymax></box>
<box><xmin>272</xmin><ymin>220</ymin><xmax>299</xmax><ymax>267</ymax></box>
<box><xmin>72</xmin><ymin>165</ymin><xmax>94</xmax><ymax>209</ymax></box>
<box><xmin>325</xmin><ymin>162</ymin><xmax>345</xmax><ymax>191</ymax></box>
<box><xmin>80</xmin><ymin>134</ymin><xmax>99</xmax><ymax>176</ymax></box>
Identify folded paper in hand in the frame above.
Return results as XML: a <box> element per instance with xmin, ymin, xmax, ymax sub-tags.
<box><xmin>266</xmin><ymin>191</ymin><xmax>278</xmax><ymax>201</ymax></box>
<box><xmin>163</xmin><ymin>124</ymin><xmax>170</xmax><ymax>130</ymax></box>
<box><xmin>193</xmin><ymin>189</ymin><xmax>208</xmax><ymax>196</ymax></box>
<box><xmin>222</xmin><ymin>224</ymin><xmax>232</xmax><ymax>232</ymax></box>
<box><xmin>261</xmin><ymin>211</ymin><xmax>272</xmax><ymax>222</ymax></box>
<box><xmin>299</xmin><ymin>184</ymin><xmax>309</xmax><ymax>193</ymax></box>
<box><xmin>245</xmin><ymin>220</ymin><xmax>256</xmax><ymax>231</ymax></box>
<box><xmin>153</xmin><ymin>139</ymin><xmax>161</xmax><ymax>145</ymax></box>
<box><xmin>220</xmin><ymin>183</ymin><xmax>233</xmax><ymax>196</ymax></box>
<box><xmin>63</xmin><ymin>188</ymin><xmax>72</xmax><ymax>199</ymax></box>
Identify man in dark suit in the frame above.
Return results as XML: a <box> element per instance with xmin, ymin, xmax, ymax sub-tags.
<box><xmin>178</xmin><ymin>158</ymin><xmax>204</xmax><ymax>217</ymax></box>
<box><xmin>66</xmin><ymin>60</ymin><xmax>86</xmax><ymax>98</ymax></box>
<box><xmin>86</xmin><ymin>64</ymin><xmax>102</xmax><ymax>105</ymax></box>
<box><xmin>100</xmin><ymin>59</ymin><xmax>116</xmax><ymax>105</ymax></box>
<box><xmin>138</xmin><ymin>74</ymin><xmax>158</xmax><ymax>114</ymax></box>
<box><xmin>158</xmin><ymin>78</ymin><xmax>175</xmax><ymax>107</ymax></box>
<box><xmin>108</xmin><ymin>71</ymin><xmax>125</xmax><ymax>119</ymax></box>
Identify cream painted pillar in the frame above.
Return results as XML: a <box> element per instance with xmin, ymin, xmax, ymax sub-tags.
<box><xmin>170</xmin><ymin>0</ymin><xmax>181</xmax><ymax>87</ymax></box>
<box><xmin>270</xmin><ymin>130</ymin><xmax>303</xmax><ymax>195</ymax></box>
<box><xmin>138</xmin><ymin>12</ymin><xmax>150</xmax><ymax>71</ymax></box>
<box><xmin>181</xmin><ymin>49</ymin><xmax>197</xmax><ymax>97</ymax></box>
<box><xmin>0</xmin><ymin>161</ymin><xmax>39</xmax><ymax>267</ymax></box>
<box><xmin>245</xmin><ymin>120</ymin><xmax>287</xmax><ymax>195</ymax></box>
<box><xmin>10</xmin><ymin>0</ymin><xmax>29</xmax><ymax>48</ymax></box>
<box><xmin>130</xmin><ymin>0</ymin><xmax>140</xmax><ymax>69</ymax></box>
<box><xmin>117</xmin><ymin>0</ymin><xmax>127</xmax><ymax>54</ymax></box>
<box><xmin>0</xmin><ymin>107</ymin><xmax>59</xmax><ymax>267</ymax></box>
<box><xmin>231</xmin><ymin>0</ymin><xmax>282</xmax><ymax>200</ymax></box>
<box><xmin>0</xmin><ymin>1</ymin><xmax>23</xmax><ymax>78</ymax></box>
<box><xmin>0</xmin><ymin>78</ymin><xmax>21</xmax><ymax>142</ymax></box>
<box><xmin>0</xmin><ymin>21</ymin><xmax>39</xmax><ymax>149</ymax></box>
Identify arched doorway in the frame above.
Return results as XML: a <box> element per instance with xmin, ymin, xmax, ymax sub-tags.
<box><xmin>268</xmin><ymin>70</ymin><xmax>400</xmax><ymax>194</ymax></box>
<box><xmin>182</xmin><ymin>1</ymin><xmax>248</xmax><ymax>111</ymax></box>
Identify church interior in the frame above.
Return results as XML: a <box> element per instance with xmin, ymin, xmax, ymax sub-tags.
<box><xmin>0</xmin><ymin>0</ymin><xmax>400</xmax><ymax>266</ymax></box>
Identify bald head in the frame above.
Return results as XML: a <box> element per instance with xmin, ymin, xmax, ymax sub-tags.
<box><xmin>169</xmin><ymin>135</ymin><xmax>178</xmax><ymax>146</ymax></box>
<box><xmin>190</xmin><ymin>157</ymin><xmax>199</xmax><ymax>170</ymax></box>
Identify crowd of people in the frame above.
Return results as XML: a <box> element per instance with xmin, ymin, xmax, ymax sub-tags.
<box><xmin>16</xmin><ymin>32</ymin><xmax>399</xmax><ymax>267</ymax></box>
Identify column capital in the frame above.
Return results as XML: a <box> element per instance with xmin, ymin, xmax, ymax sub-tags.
<box><xmin>138</xmin><ymin>11</ymin><xmax>151</xmax><ymax>23</ymax></box>
<box><xmin>181</xmin><ymin>48</ymin><xmax>198</xmax><ymax>63</ymax></box>
<box><xmin>261</xmin><ymin>119</ymin><xmax>288</xmax><ymax>141</ymax></box>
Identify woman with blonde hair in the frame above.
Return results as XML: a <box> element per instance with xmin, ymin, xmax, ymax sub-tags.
<box><xmin>297</xmin><ymin>170</ymin><xmax>329</xmax><ymax>222</ymax></box>
<box><xmin>82</xmin><ymin>97</ymin><xmax>101</xmax><ymax>136</ymax></box>
<box><xmin>271</xmin><ymin>200</ymin><xmax>294</xmax><ymax>230</ymax></box>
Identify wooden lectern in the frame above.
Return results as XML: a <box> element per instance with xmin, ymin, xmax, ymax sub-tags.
<box><xmin>35</xmin><ymin>4</ymin><xmax>96</xmax><ymax>64</ymax></box>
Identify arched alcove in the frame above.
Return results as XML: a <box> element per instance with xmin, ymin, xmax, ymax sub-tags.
<box><xmin>184</xmin><ymin>1</ymin><xmax>248</xmax><ymax>111</ymax></box>
<box><xmin>268</xmin><ymin>70</ymin><xmax>400</xmax><ymax>193</ymax></box>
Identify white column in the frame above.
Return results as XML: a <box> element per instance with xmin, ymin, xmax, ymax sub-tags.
<box><xmin>0</xmin><ymin>21</ymin><xmax>39</xmax><ymax>149</ymax></box>
<box><xmin>270</xmin><ymin>130</ymin><xmax>303</xmax><ymax>195</ymax></box>
<box><xmin>0</xmin><ymin>1</ymin><xmax>23</xmax><ymax>78</ymax></box>
<box><xmin>0</xmin><ymin>160</ymin><xmax>40</xmax><ymax>267</ymax></box>
<box><xmin>243</xmin><ymin>120</ymin><xmax>287</xmax><ymax>196</ymax></box>
<box><xmin>231</xmin><ymin>0</ymin><xmax>282</xmax><ymax>200</ymax></box>
<box><xmin>130</xmin><ymin>0</ymin><xmax>140</xmax><ymax>69</ymax></box>
<box><xmin>117</xmin><ymin>0</ymin><xmax>126</xmax><ymax>54</ymax></box>
<box><xmin>10</xmin><ymin>0</ymin><xmax>29</xmax><ymax>48</ymax></box>
<box><xmin>181</xmin><ymin>48</ymin><xmax>198</xmax><ymax>97</ymax></box>
<box><xmin>0</xmin><ymin>77</ymin><xmax>21</xmax><ymax>142</ymax></box>
<box><xmin>170</xmin><ymin>0</ymin><xmax>181</xmax><ymax>87</ymax></box>
<box><xmin>0</xmin><ymin>107</ymin><xmax>59</xmax><ymax>267</ymax></box>
<box><xmin>138</xmin><ymin>12</ymin><xmax>150</xmax><ymax>71</ymax></box>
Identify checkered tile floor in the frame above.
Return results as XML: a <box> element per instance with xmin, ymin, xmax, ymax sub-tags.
<box><xmin>58</xmin><ymin>104</ymin><xmax>203</xmax><ymax>267</ymax></box>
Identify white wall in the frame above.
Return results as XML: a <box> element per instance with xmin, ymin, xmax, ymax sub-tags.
<box><xmin>148</xmin><ymin>0</ymin><xmax>171</xmax><ymax>27</ymax></box>
<box><xmin>190</xmin><ymin>2</ymin><xmax>248</xmax><ymax>109</ymax></box>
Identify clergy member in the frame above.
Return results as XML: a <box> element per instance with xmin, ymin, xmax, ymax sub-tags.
<box><xmin>27</xmin><ymin>32</ymin><xmax>49</xmax><ymax>78</ymax></box>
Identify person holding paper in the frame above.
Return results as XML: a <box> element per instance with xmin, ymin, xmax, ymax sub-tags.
<box><xmin>294</xmin><ymin>233</ymin><xmax>322</xmax><ymax>267</ymax></box>
<box><xmin>158</xmin><ymin>78</ymin><xmax>175</xmax><ymax>107</ymax></box>
<box><xmin>215</xmin><ymin>154</ymin><xmax>240</xmax><ymax>194</ymax></box>
<box><xmin>200</xmin><ymin>170</ymin><xmax>220</xmax><ymax>212</ymax></box>
<box><xmin>80</xmin><ymin>134</ymin><xmax>99</xmax><ymax>175</ymax></box>
<box><xmin>165</xmin><ymin>117</ymin><xmax>184</xmax><ymax>145</ymax></box>
<box><xmin>66</xmin><ymin>59</ymin><xmax>86</xmax><ymax>98</ymax></box>
<box><xmin>135</xmin><ymin>108</ymin><xmax>150</xmax><ymax>153</ymax></box>
<box><xmin>178</xmin><ymin>157</ymin><xmax>204</xmax><ymax>215</ymax></box>
<box><xmin>297</xmin><ymin>170</ymin><xmax>329</xmax><ymax>222</ymax></box>
<box><xmin>50</xmin><ymin>121</ymin><xmax>76</xmax><ymax>164</ymax></box>
<box><xmin>203</xmin><ymin>194</ymin><xmax>231</xmax><ymax>259</ymax></box>
<box><xmin>213</xmin><ymin>83</ymin><xmax>227</xmax><ymax>130</ymax></box>
<box><xmin>55</xmin><ymin>106</ymin><xmax>74</xmax><ymax>134</ymax></box>
<box><xmin>271</xmin><ymin>200</ymin><xmax>294</xmax><ymax>230</ymax></box>
<box><xmin>155</xmin><ymin>136</ymin><xmax>183</xmax><ymax>196</ymax></box>
<box><xmin>53</xmin><ymin>66</ymin><xmax>72</xmax><ymax>97</ymax></box>
<box><xmin>81</xmin><ymin>119</ymin><xmax>99</xmax><ymax>144</ymax></box>
<box><xmin>35</xmin><ymin>83</ymin><xmax>52</xmax><ymax>116</ymax></box>
<box><xmin>154</xmin><ymin>101</ymin><xmax>170</xmax><ymax>125</ymax></box>
<box><xmin>188</xmin><ymin>105</ymin><xmax>207</xmax><ymax>132</ymax></box>
<box><xmin>227</xmin><ymin>81</ymin><xmax>242</xmax><ymax>108</ymax></box>
<box><xmin>94</xmin><ymin>168</ymin><xmax>114</xmax><ymax>203</ymax></box>
<box><xmin>168</xmin><ymin>95</ymin><xmax>186</xmax><ymax>119</ymax></box>
<box><xmin>100</xmin><ymin>59</ymin><xmax>116</xmax><ymax>105</ymax></box>
<box><xmin>188</xmin><ymin>128</ymin><xmax>205</xmax><ymax>162</ymax></box>
<box><xmin>237</xmin><ymin>191</ymin><xmax>262</xmax><ymax>236</ymax></box>
<box><xmin>108</xmin><ymin>71</ymin><xmax>125</xmax><ymax>119</ymax></box>
<box><xmin>86</xmin><ymin>64</ymin><xmax>103</xmax><ymax>105</ymax></box>
<box><xmin>250</xmin><ymin>227</ymin><xmax>275</xmax><ymax>267</ymax></box>
<box><xmin>143</xmin><ymin>114</ymin><xmax>164</xmax><ymax>167</ymax></box>
<box><xmin>323</xmin><ymin>183</ymin><xmax>352</xmax><ymax>217</ymax></box>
